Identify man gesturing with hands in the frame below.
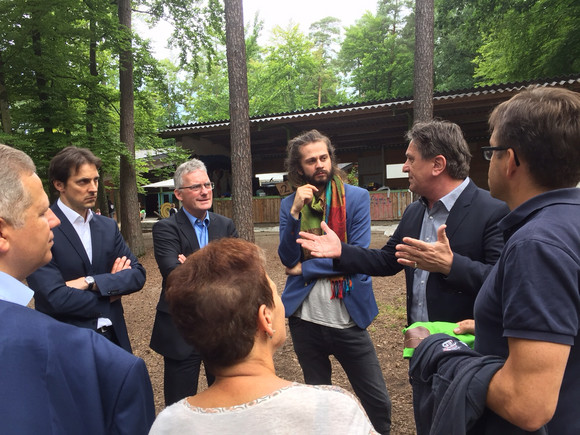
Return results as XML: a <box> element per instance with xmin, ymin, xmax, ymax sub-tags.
<box><xmin>297</xmin><ymin>120</ymin><xmax>509</xmax><ymax>326</ymax></box>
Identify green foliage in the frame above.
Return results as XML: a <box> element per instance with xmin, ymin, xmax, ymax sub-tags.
<box><xmin>2</xmin><ymin>0</ymin><xmax>578</xmax><ymax>175</ymax></box>
<box><xmin>339</xmin><ymin>1</ymin><xmax>414</xmax><ymax>101</ymax></box>
<box><xmin>0</xmin><ymin>0</ymin><xmax>185</xmax><ymax>191</ymax></box>
<box><xmin>250</xmin><ymin>25</ymin><xmax>320</xmax><ymax>113</ymax></box>
<box><xmin>347</xmin><ymin>164</ymin><xmax>359</xmax><ymax>186</ymax></box>
<box><xmin>138</xmin><ymin>0</ymin><xmax>225</xmax><ymax>75</ymax></box>
<box><xmin>433</xmin><ymin>0</ymin><xmax>580</xmax><ymax>89</ymax></box>
<box><xmin>474</xmin><ymin>0</ymin><xmax>580</xmax><ymax>84</ymax></box>
<box><xmin>433</xmin><ymin>0</ymin><xmax>480</xmax><ymax>91</ymax></box>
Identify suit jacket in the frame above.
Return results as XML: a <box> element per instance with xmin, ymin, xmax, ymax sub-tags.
<box><xmin>279</xmin><ymin>184</ymin><xmax>378</xmax><ymax>329</ymax></box>
<box><xmin>336</xmin><ymin>180</ymin><xmax>509</xmax><ymax>324</ymax></box>
<box><xmin>149</xmin><ymin>209</ymin><xmax>238</xmax><ymax>360</ymax></box>
<box><xmin>0</xmin><ymin>299</ymin><xmax>155</xmax><ymax>435</ymax></box>
<box><xmin>27</xmin><ymin>202</ymin><xmax>146</xmax><ymax>353</ymax></box>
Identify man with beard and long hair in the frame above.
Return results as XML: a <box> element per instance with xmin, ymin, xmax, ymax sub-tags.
<box><xmin>278</xmin><ymin>130</ymin><xmax>391</xmax><ymax>434</ymax></box>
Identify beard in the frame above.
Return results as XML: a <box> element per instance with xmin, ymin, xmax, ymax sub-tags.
<box><xmin>303</xmin><ymin>166</ymin><xmax>334</xmax><ymax>189</ymax></box>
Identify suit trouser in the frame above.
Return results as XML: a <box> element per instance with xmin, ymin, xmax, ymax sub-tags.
<box><xmin>163</xmin><ymin>349</ymin><xmax>215</xmax><ymax>406</ymax></box>
<box><xmin>289</xmin><ymin>316</ymin><xmax>392</xmax><ymax>435</ymax></box>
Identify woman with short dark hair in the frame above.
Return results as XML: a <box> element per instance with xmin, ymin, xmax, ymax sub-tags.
<box><xmin>149</xmin><ymin>238</ymin><xmax>377</xmax><ymax>434</ymax></box>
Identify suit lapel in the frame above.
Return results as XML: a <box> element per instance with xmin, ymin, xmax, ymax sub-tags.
<box><xmin>207</xmin><ymin>212</ymin><xmax>219</xmax><ymax>242</ymax></box>
<box><xmin>445</xmin><ymin>180</ymin><xmax>476</xmax><ymax>240</ymax></box>
<box><xmin>176</xmin><ymin>209</ymin><xmax>200</xmax><ymax>253</ymax></box>
<box><xmin>89</xmin><ymin>217</ymin><xmax>103</xmax><ymax>273</ymax></box>
<box><xmin>406</xmin><ymin>206</ymin><xmax>424</xmax><ymax>240</ymax></box>
<box><xmin>51</xmin><ymin>203</ymin><xmax>92</xmax><ymax>270</ymax></box>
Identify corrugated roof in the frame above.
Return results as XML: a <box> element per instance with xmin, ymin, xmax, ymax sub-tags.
<box><xmin>162</xmin><ymin>75</ymin><xmax>580</xmax><ymax>134</ymax></box>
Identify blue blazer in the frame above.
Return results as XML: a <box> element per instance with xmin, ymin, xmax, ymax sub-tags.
<box><xmin>27</xmin><ymin>202</ymin><xmax>146</xmax><ymax>353</ymax></box>
<box><xmin>279</xmin><ymin>184</ymin><xmax>378</xmax><ymax>329</ymax></box>
<box><xmin>0</xmin><ymin>300</ymin><xmax>155</xmax><ymax>435</ymax></box>
<box><xmin>336</xmin><ymin>180</ymin><xmax>509</xmax><ymax>324</ymax></box>
<box><xmin>149</xmin><ymin>209</ymin><xmax>238</xmax><ymax>360</ymax></box>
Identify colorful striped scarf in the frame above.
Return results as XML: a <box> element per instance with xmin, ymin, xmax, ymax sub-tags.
<box><xmin>300</xmin><ymin>175</ymin><xmax>352</xmax><ymax>299</ymax></box>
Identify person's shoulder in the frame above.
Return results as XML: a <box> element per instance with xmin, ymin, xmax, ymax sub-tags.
<box><xmin>0</xmin><ymin>302</ymin><xmax>137</xmax><ymax>364</ymax></box>
<box><xmin>1</xmin><ymin>300</ymin><xmax>46</xmax><ymax>326</ymax></box>
<box><xmin>287</xmin><ymin>383</ymin><xmax>360</xmax><ymax>404</ymax></box>
<box><xmin>92</xmin><ymin>213</ymin><xmax>119</xmax><ymax>228</ymax></box>
<box><xmin>149</xmin><ymin>400</ymin><xmax>190</xmax><ymax>434</ymax></box>
<box><xmin>280</xmin><ymin>191</ymin><xmax>296</xmax><ymax>205</ymax></box>
<box><xmin>153</xmin><ymin>213</ymin><xmax>177</xmax><ymax>230</ymax></box>
<box><xmin>344</xmin><ymin>183</ymin><xmax>370</xmax><ymax>200</ymax></box>
<box><xmin>344</xmin><ymin>183</ymin><xmax>367</xmax><ymax>193</ymax></box>
<box><xmin>470</xmin><ymin>183</ymin><xmax>509</xmax><ymax>209</ymax></box>
<box><xmin>209</xmin><ymin>211</ymin><xmax>235</xmax><ymax>225</ymax></box>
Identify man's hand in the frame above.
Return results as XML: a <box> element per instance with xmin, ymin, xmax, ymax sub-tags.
<box><xmin>177</xmin><ymin>254</ymin><xmax>187</xmax><ymax>264</ymax></box>
<box><xmin>290</xmin><ymin>184</ymin><xmax>319</xmax><ymax>219</ymax></box>
<box><xmin>454</xmin><ymin>319</ymin><xmax>475</xmax><ymax>335</ymax></box>
<box><xmin>111</xmin><ymin>256</ymin><xmax>131</xmax><ymax>274</ymax></box>
<box><xmin>404</xmin><ymin>326</ymin><xmax>431</xmax><ymax>349</ymax></box>
<box><xmin>395</xmin><ymin>224</ymin><xmax>454</xmax><ymax>275</ymax></box>
<box><xmin>66</xmin><ymin>277</ymin><xmax>90</xmax><ymax>290</ymax></box>
<box><xmin>296</xmin><ymin>221</ymin><xmax>342</xmax><ymax>259</ymax></box>
<box><xmin>285</xmin><ymin>262</ymin><xmax>302</xmax><ymax>275</ymax></box>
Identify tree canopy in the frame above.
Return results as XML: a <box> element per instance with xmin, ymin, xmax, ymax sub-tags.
<box><xmin>1</xmin><ymin>0</ymin><xmax>578</xmax><ymax>214</ymax></box>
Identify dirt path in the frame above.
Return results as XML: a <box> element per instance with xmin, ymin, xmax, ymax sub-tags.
<box><xmin>124</xmin><ymin>230</ymin><xmax>415</xmax><ymax>434</ymax></box>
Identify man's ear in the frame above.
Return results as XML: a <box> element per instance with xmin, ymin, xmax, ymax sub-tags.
<box><xmin>174</xmin><ymin>188</ymin><xmax>183</xmax><ymax>201</ymax></box>
<box><xmin>505</xmin><ymin>149</ymin><xmax>519</xmax><ymax>176</ymax></box>
<box><xmin>0</xmin><ymin>218</ymin><xmax>11</xmax><ymax>254</ymax></box>
<box><xmin>432</xmin><ymin>155</ymin><xmax>447</xmax><ymax>176</ymax></box>
<box><xmin>53</xmin><ymin>179</ymin><xmax>65</xmax><ymax>193</ymax></box>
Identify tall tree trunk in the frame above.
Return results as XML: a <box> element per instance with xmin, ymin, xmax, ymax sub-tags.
<box><xmin>87</xmin><ymin>13</ymin><xmax>109</xmax><ymax>216</ymax></box>
<box><xmin>118</xmin><ymin>0</ymin><xmax>145</xmax><ymax>255</ymax></box>
<box><xmin>224</xmin><ymin>0</ymin><xmax>254</xmax><ymax>242</ymax></box>
<box><xmin>31</xmin><ymin>28</ymin><xmax>51</xmax><ymax>134</ymax></box>
<box><xmin>413</xmin><ymin>0</ymin><xmax>434</xmax><ymax>123</ymax></box>
<box><xmin>0</xmin><ymin>52</ymin><xmax>12</xmax><ymax>133</ymax></box>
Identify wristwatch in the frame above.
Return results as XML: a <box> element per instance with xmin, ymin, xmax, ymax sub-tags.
<box><xmin>85</xmin><ymin>276</ymin><xmax>95</xmax><ymax>291</ymax></box>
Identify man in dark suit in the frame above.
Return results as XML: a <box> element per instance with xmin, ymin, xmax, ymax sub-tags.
<box><xmin>0</xmin><ymin>144</ymin><xmax>155</xmax><ymax>434</ymax></box>
<box><xmin>27</xmin><ymin>147</ymin><xmax>146</xmax><ymax>353</ymax></box>
<box><xmin>298</xmin><ymin>120</ymin><xmax>509</xmax><ymax>325</ymax></box>
<box><xmin>150</xmin><ymin>158</ymin><xmax>238</xmax><ymax>405</ymax></box>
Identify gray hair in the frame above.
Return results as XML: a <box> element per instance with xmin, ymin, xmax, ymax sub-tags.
<box><xmin>0</xmin><ymin>144</ymin><xmax>36</xmax><ymax>228</ymax></box>
<box><xmin>173</xmin><ymin>158</ymin><xmax>208</xmax><ymax>188</ymax></box>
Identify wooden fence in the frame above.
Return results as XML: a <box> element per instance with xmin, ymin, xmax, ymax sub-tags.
<box><xmin>213</xmin><ymin>190</ymin><xmax>413</xmax><ymax>224</ymax></box>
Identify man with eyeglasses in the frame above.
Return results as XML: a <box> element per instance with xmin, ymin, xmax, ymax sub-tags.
<box><xmin>404</xmin><ymin>86</ymin><xmax>580</xmax><ymax>433</ymax></box>
<box><xmin>298</xmin><ymin>120</ymin><xmax>509</xmax><ymax>328</ymax></box>
<box><xmin>150</xmin><ymin>158</ymin><xmax>238</xmax><ymax>406</ymax></box>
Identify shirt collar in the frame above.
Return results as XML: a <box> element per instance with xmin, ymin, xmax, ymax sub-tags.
<box><xmin>499</xmin><ymin>188</ymin><xmax>580</xmax><ymax>237</ymax></box>
<box><xmin>57</xmin><ymin>198</ymin><xmax>93</xmax><ymax>225</ymax></box>
<box><xmin>421</xmin><ymin>177</ymin><xmax>470</xmax><ymax>212</ymax></box>
<box><xmin>0</xmin><ymin>271</ymin><xmax>34</xmax><ymax>306</ymax></box>
<box><xmin>182</xmin><ymin>208</ymin><xmax>210</xmax><ymax>227</ymax></box>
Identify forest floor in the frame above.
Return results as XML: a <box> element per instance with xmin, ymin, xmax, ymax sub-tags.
<box><xmin>123</xmin><ymin>229</ymin><xmax>415</xmax><ymax>434</ymax></box>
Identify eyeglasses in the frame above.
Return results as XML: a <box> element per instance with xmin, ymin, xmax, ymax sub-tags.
<box><xmin>481</xmin><ymin>146</ymin><xmax>520</xmax><ymax>166</ymax></box>
<box><xmin>178</xmin><ymin>182</ymin><xmax>215</xmax><ymax>193</ymax></box>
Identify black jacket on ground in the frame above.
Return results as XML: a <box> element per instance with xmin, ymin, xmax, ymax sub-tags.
<box><xmin>409</xmin><ymin>333</ymin><xmax>547</xmax><ymax>435</ymax></box>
